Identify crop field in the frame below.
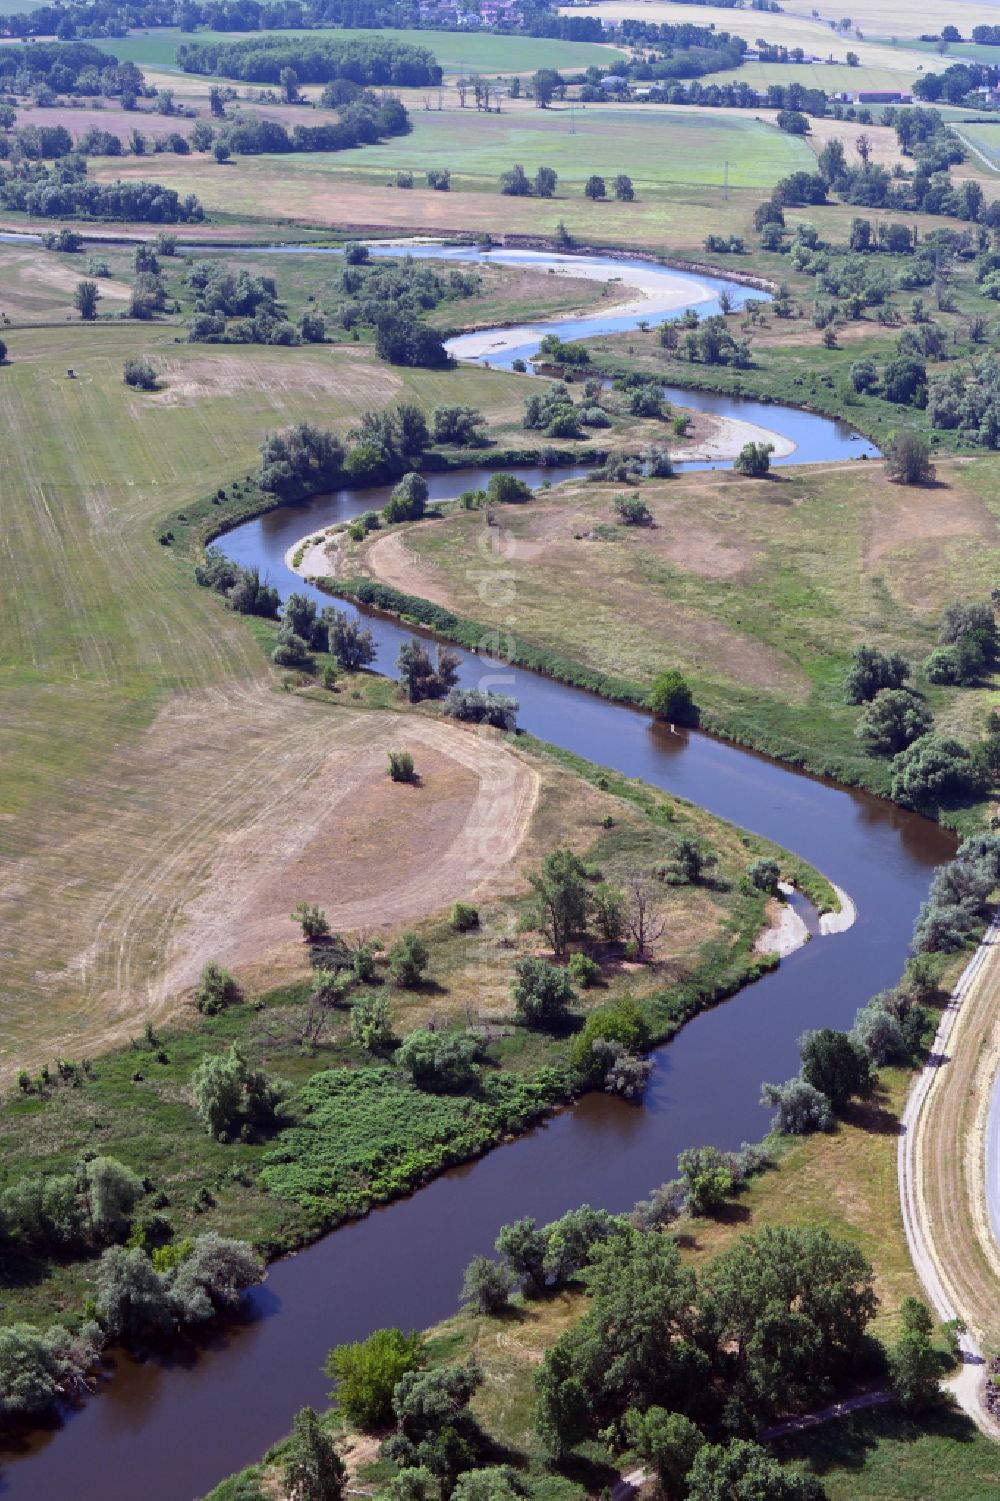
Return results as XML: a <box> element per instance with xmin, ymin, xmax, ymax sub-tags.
<box><xmin>0</xmin><ymin>298</ymin><xmax>543</xmax><ymax>1078</ymax></box>
<box><xmin>709</xmin><ymin>58</ymin><xmax>923</xmax><ymax>93</ymax></box>
<box><xmin>89</xmin><ymin>25</ymin><xmax>627</xmax><ymax>75</ymax></box>
<box><xmin>341</xmin><ymin>454</ymin><xmax>1000</xmax><ymax>788</ymax></box>
<box><xmin>565</xmin><ymin>0</ymin><xmax>1000</xmax><ymax>43</ymax></box>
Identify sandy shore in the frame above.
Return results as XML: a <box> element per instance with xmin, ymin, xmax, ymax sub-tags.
<box><xmin>285</xmin><ymin>531</ymin><xmax>338</xmax><ymax>580</ymax></box>
<box><xmin>447</xmin><ymin>250</ymin><xmax>712</xmax><ymax>361</ymax></box>
<box><xmin>755</xmin><ymin>887</ymin><xmax>810</xmax><ymax>959</ymax></box>
<box><xmin>678</xmin><ymin>414</ymin><xmax>795</xmax><ymax>463</ymax></box>
<box><xmin>819</xmin><ymin>883</ymin><xmax>856</xmax><ymax>935</ymax></box>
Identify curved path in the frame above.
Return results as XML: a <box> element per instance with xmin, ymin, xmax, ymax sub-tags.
<box><xmin>899</xmin><ymin>916</ymin><xmax>1000</xmax><ymax>1435</ymax></box>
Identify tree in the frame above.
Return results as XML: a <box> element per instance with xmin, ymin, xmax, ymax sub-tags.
<box><xmin>623</xmin><ymin>870</ymin><xmax>667</xmax><ymax>960</ymax></box>
<box><xmin>496</xmin><ymin>1217</ymin><xmax>549</xmax><ymax>1295</ymax></box>
<box><xmin>531</xmin><ymin>68</ymin><xmax>562</xmax><ymax>107</ymax></box>
<box><xmin>584</xmin><ymin>175</ymin><xmax>607</xmax><ymax>201</ymax></box>
<box><xmin>280</xmin><ymin>66</ymin><xmax>300</xmax><ymax>102</ymax></box>
<box><xmin>890</xmin><ymin>734</ymin><xmax>979</xmax><ymax>808</ymax></box>
<box><xmin>293</xmin><ymin>902</ymin><xmax>331</xmax><ymax>941</ymax></box>
<box><xmin>536</xmin><ymin>1340</ymin><xmax>592</xmax><ymax>1457</ymax></box>
<box><xmin>499</xmin><ymin>164</ymin><xmax>531</xmax><ymax>196</ymax></box>
<box><xmin>0</xmin><ymin>1323</ymin><xmax>99</xmax><ymax>1421</ymax></box>
<box><xmin>397</xmin><ymin>640</ymin><xmax>460</xmax><ymax>703</ymax></box>
<box><xmin>733</xmin><ymin>440</ymin><xmax>774</xmax><ymax>476</ymax></box>
<box><xmin>326</xmin><ymin>1328</ymin><xmax>424</xmax><ymax>1429</ymax></box>
<box><xmin>191</xmin><ymin>1043</ymin><xmax>281</xmax><ymax>1139</ymax></box>
<box><xmin>761</xmin><ymin>1076</ymin><xmax>834</xmax><ymax>1135</ymax></box>
<box><xmin>395</xmin><ymin>402</ymin><xmax>429</xmax><ymax>456</ymax></box>
<box><xmin>390</xmin><ymin>1360</ymin><xmax>485</xmax><ymax>1487</ymax></box>
<box><xmin>614</xmin><ymin>173</ymin><xmax>635</xmax><ymax>202</ymax></box>
<box><xmin>351</xmin><ymin>993</ymin><xmax>392</xmax><ymax>1052</ymax></box>
<box><xmin>647</xmin><ymin>669</ymin><xmax>695</xmax><ymax>724</ymax></box>
<box><xmin>213</xmin><ymin>141</ymin><xmax>230</xmax><ymax>163</ymax></box>
<box><xmin>510</xmin><ymin>956</ymin><xmax>574</xmax><ymax>1029</ymax></box>
<box><xmin>451</xmin><ymin>1468</ymin><xmax>525</xmax><ymax>1501</ymax></box>
<box><xmin>799</xmin><ymin>1028</ymin><xmax>872</xmax><ymax>1111</ymax></box>
<box><xmin>534</xmin><ymin>165</ymin><xmax>558</xmax><ymax>198</ymax></box>
<box><xmin>83</xmin><ymin>1156</ymin><xmax>144</xmax><ymax>1244</ymax></box>
<box><xmin>383</xmin><ymin>471</ymin><xmax>428</xmax><ymax>524</ymax></box>
<box><xmin>591</xmin><ymin>881</ymin><xmax>626</xmax><ymax>943</ymax></box>
<box><xmin>855</xmin><ymin>688</ymin><xmax>933</xmax><ymax>755</ymax></box>
<box><xmin>843</xmin><ymin>645</ymin><xmax>910</xmax><ymax>704</ymax></box>
<box><xmin>570</xmin><ymin>995</ymin><xmax>649</xmax><ymax>1082</ymax></box>
<box><xmin>123</xmin><ymin>357</ymin><xmax>157</xmax><ymax>390</ymax></box>
<box><xmin>94</xmin><ymin>1246</ymin><xmax>172</xmax><ymax>1340</ymax></box>
<box><xmin>461</xmin><ymin>1256</ymin><xmax>515</xmax><ymax>1315</ymax></box>
<box><xmin>623</xmin><ymin>1407</ymin><xmax>705</xmax><ymax>1501</ymax></box>
<box><xmin>0</xmin><ymin>338</ymin><xmax>7</xmax><ymax>364</ymax></box>
<box><xmin>325</xmin><ymin>608</ymin><xmax>376</xmax><ymax>672</ymax></box>
<box><xmin>396</xmin><ymin>1029</ymin><xmax>476</xmax><ymax>1091</ymax></box>
<box><xmin>74</xmin><ymin>279</ymin><xmax>100</xmax><ymax>319</ymax></box>
<box><xmin>687</xmin><ymin>1440</ymin><xmax>827</xmax><ymax>1500</ymax></box>
<box><xmin>672</xmin><ymin>838</ymin><xmax>717</xmax><ymax>885</ymax></box>
<box><xmin>284</xmin><ymin>1407</ymin><xmax>346</xmax><ymax>1501</ymax></box>
<box><xmin>884</xmin><ymin>432</ymin><xmax>935</xmax><ymax>485</ymax></box>
<box><xmin>388</xmin><ymin>931</ymin><xmax>429</xmax><ymax>987</ymax></box>
<box><xmin>526</xmin><ymin>848</ymin><xmax>590</xmax><ymax>956</ymax></box>
<box><xmin>431</xmin><ymin>405</ymin><xmax>485</xmax><ymax>445</ymax></box>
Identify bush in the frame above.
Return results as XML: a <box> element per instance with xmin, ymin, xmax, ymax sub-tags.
<box><xmin>647</xmin><ymin>669</ymin><xmax>695</xmax><ymax>724</ymax></box>
<box><xmin>568</xmin><ymin>952</ymin><xmax>601</xmax><ymax>988</ymax></box>
<box><xmin>613</xmin><ymin>493</ymin><xmax>653</xmax><ymax>526</ymax></box>
<box><xmin>451</xmin><ymin>902</ymin><xmax>479</xmax><ymax>932</ymax></box>
<box><xmin>761</xmin><ymin>1076</ymin><xmax>834</xmax><ymax>1135</ymax></box>
<box><xmin>510</xmin><ymin>956</ymin><xmax>574</xmax><ymax>1029</ymax></box>
<box><xmin>326</xmin><ymin>1327</ymin><xmax>424</xmax><ymax>1429</ymax></box>
<box><xmin>486</xmin><ymin>472</ymin><xmax>532</xmax><ymax>504</ymax></box>
<box><xmin>746</xmin><ymin>857</ymin><xmax>780</xmax><ymax>893</ymax></box>
<box><xmin>292</xmin><ymin>901</ymin><xmax>331</xmax><ymax>941</ymax></box>
<box><xmin>351</xmin><ymin>994</ymin><xmax>392</xmax><ymax>1052</ymax></box>
<box><xmin>443</xmin><ymin>687</ymin><xmax>518</xmax><ymax>731</ymax></box>
<box><xmin>194</xmin><ymin>961</ymin><xmax>243</xmax><ymax>1015</ymax></box>
<box><xmin>570</xmin><ymin>995</ymin><xmax>649</xmax><ymax>1082</ymax></box>
<box><xmin>191</xmin><ymin>1043</ymin><xmax>282</xmax><ymax>1139</ymax></box>
<box><xmin>388</xmin><ymin>931</ymin><xmax>429</xmax><ymax>987</ymax></box>
<box><xmin>123</xmin><ymin>357</ymin><xmax>157</xmax><ymax>390</ymax></box>
<box><xmin>395</xmin><ymin>1029</ymin><xmax>477</xmax><ymax>1091</ymax></box>
<box><xmin>271</xmin><ymin>627</ymin><xmax>312</xmax><ymax>667</ymax></box>
<box><xmin>388</xmin><ymin>750</ymin><xmax>415</xmax><ymax>783</ymax></box>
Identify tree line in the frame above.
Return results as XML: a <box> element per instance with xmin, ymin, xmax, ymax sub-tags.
<box><xmin>177</xmin><ymin>33</ymin><xmax>440</xmax><ymax>86</ymax></box>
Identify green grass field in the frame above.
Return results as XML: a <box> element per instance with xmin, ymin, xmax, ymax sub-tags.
<box><xmin>951</xmin><ymin>119</ymin><xmax>1000</xmax><ymax>170</ymax></box>
<box><xmin>90</xmin><ymin>25</ymin><xmax>626</xmax><ymax>75</ymax></box>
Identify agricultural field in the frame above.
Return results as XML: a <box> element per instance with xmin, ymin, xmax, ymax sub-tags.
<box><xmin>0</xmin><ymin>282</ymin><xmax>550</xmax><ymax>1076</ymax></box>
<box><xmin>951</xmin><ymin>118</ymin><xmax>1000</xmax><ymax>171</ymax></box>
<box><xmin>90</xmin><ymin>25</ymin><xmax>628</xmax><ymax>76</ymax></box>
<box><xmin>566</xmin><ymin>0</ymin><xmax>1000</xmax><ymax>43</ymax></box>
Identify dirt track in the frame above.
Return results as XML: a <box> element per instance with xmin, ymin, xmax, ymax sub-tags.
<box><xmin>899</xmin><ymin>918</ymin><xmax>1000</xmax><ymax>1435</ymax></box>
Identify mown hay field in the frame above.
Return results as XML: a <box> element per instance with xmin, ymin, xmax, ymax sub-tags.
<box><xmin>0</xmin><ymin>307</ymin><xmax>534</xmax><ymax>1076</ymax></box>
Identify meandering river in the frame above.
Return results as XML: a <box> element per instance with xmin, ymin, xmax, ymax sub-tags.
<box><xmin>0</xmin><ymin>245</ymin><xmax>950</xmax><ymax>1501</ymax></box>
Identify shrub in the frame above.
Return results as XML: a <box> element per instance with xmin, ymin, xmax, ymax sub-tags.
<box><xmin>760</xmin><ymin>1076</ymin><xmax>835</xmax><ymax>1135</ymax></box>
<box><xmin>486</xmin><ymin>472</ymin><xmax>532</xmax><ymax>504</ymax></box>
<box><xmin>123</xmin><ymin>357</ymin><xmax>157</xmax><ymax>390</ymax></box>
<box><xmin>568</xmin><ymin>952</ymin><xmax>601</xmax><ymax>988</ymax></box>
<box><xmin>272</xmin><ymin>627</ymin><xmax>312</xmax><ymax>667</ymax></box>
<box><xmin>677</xmin><ymin>1145</ymin><xmax>734</xmax><ymax>1216</ymax></box>
<box><xmin>292</xmin><ymin>901</ymin><xmax>331</xmax><ymax>941</ymax></box>
<box><xmin>326</xmin><ymin>1327</ymin><xmax>424</xmax><ymax>1429</ymax></box>
<box><xmin>570</xmin><ymin>995</ymin><xmax>649</xmax><ymax>1082</ymax></box>
<box><xmin>388</xmin><ymin>750</ymin><xmax>415</xmax><ymax>783</ymax></box>
<box><xmin>851</xmin><ymin>1001</ymin><xmax>907</xmax><ymax>1065</ymax></box>
<box><xmin>443</xmin><ymin>687</ymin><xmax>518</xmax><ymax>731</ymax></box>
<box><xmin>351</xmin><ymin>994</ymin><xmax>392</xmax><ymax>1052</ymax></box>
<box><xmin>388</xmin><ymin>931</ymin><xmax>429</xmax><ymax>987</ymax></box>
<box><xmin>191</xmin><ymin>1043</ymin><xmax>282</xmax><ymax>1139</ymax></box>
<box><xmin>194</xmin><ymin>962</ymin><xmax>243</xmax><ymax>1015</ymax></box>
<box><xmin>510</xmin><ymin>956</ymin><xmax>574</xmax><ymax>1029</ymax></box>
<box><xmin>395</xmin><ymin>1029</ymin><xmax>477</xmax><ymax>1091</ymax></box>
<box><xmin>451</xmin><ymin>902</ymin><xmax>479</xmax><ymax>932</ymax></box>
<box><xmin>746</xmin><ymin>857</ymin><xmax>780</xmax><ymax>893</ymax></box>
<box><xmin>613</xmin><ymin>493</ymin><xmax>653</xmax><ymax>526</ymax></box>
